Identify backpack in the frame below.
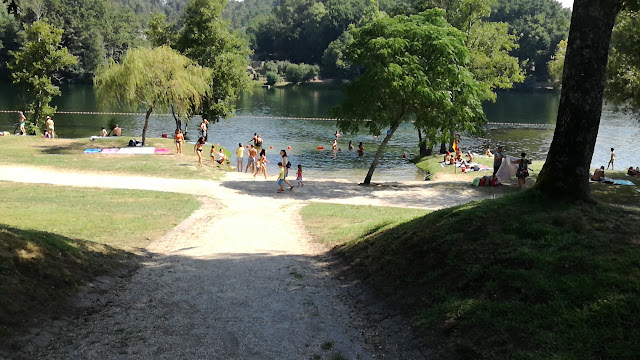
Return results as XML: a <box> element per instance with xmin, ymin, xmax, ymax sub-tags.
<box><xmin>286</xmin><ymin>161</ymin><xmax>291</xmax><ymax>169</ymax></box>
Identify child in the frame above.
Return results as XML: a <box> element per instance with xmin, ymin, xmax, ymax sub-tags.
<box><xmin>607</xmin><ymin>147</ymin><xmax>615</xmax><ymax>170</ymax></box>
<box><xmin>216</xmin><ymin>148</ymin><xmax>228</xmax><ymax>165</ymax></box>
<box><xmin>332</xmin><ymin>139</ymin><xmax>337</xmax><ymax>151</ymax></box>
<box><xmin>210</xmin><ymin>145</ymin><xmax>216</xmax><ymax>165</ymax></box>
<box><xmin>277</xmin><ymin>162</ymin><xmax>285</xmax><ymax>193</ymax></box>
<box><xmin>296</xmin><ymin>164</ymin><xmax>303</xmax><ymax>187</ymax></box>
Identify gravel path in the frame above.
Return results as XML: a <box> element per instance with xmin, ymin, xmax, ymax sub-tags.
<box><xmin>1</xmin><ymin>165</ymin><xmax>510</xmax><ymax>359</ymax></box>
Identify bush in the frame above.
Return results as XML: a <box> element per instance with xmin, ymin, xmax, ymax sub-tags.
<box><xmin>265</xmin><ymin>71</ymin><xmax>279</xmax><ymax>86</ymax></box>
<box><xmin>264</xmin><ymin>61</ymin><xmax>278</xmax><ymax>74</ymax></box>
<box><xmin>285</xmin><ymin>63</ymin><xmax>318</xmax><ymax>84</ymax></box>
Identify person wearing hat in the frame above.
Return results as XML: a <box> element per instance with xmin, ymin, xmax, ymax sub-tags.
<box><xmin>493</xmin><ymin>145</ymin><xmax>505</xmax><ymax>176</ymax></box>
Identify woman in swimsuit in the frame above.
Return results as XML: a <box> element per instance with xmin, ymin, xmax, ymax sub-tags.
<box><xmin>357</xmin><ymin>142</ymin><xmax>364</xmax><ymax>156</ymax></box>
<box><xmin>18</xmin><ymin>111</ymin><xmax>26</xmax><ymax>135</ymax></box>
<box><xmin>254</xmin><ymin>149</ymin><xmax>269</xmax><ymax>178</ymax></box>
<box><xmin>175</xmin><ymin>129</ymin><xmax>185</xmax><ymax>154</ymax></box>
<box><xmin>194</xmin><ymin>137</ymin><xmax>206</xmax><ymax>167</ymax></box>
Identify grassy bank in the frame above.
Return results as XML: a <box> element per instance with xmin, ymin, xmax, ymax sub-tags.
<box><xmin>301</xmin><ymin>194</ymin><xmax>640</xmax><ymax>359</ymax></box>
<box><xmin>0</xmin><ymin>136</ymin><xmax>232</xmax><ymax>180</ymax></box>
<box><xmin>415</xmin><ymin>154</ymin><xmax>545</xmax><ymax>180</ymax></box>
<box><xmin>0</xmin><ymin>182</ymin><xmax>200</xmax><ymax>336</ymax></box>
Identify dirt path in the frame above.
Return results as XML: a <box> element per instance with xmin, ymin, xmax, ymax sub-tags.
<box><xmin>1</xmin><ymin>165</ymin><xmax>511</xmax><ymax>359</ymax></box>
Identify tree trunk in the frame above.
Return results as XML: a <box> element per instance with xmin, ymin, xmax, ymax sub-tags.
<box><xmin>363</xmin><ymin>124</ymin><xmax>399</xmax><ymax>185</ymax></box>
<box><xmin>418</xmin><ymin>129</ymin><xmax>430</xmax><ymax>157</ymax></box>
<box><xmin>141</xmin><ymin>106</ymin><xmax>153</xmax><ymax>146</ymax></box>
<box><xmin>439</xmin><ymin>142</ymin><xmax>447</xmax><ymax>154</ymax></box>
<box><xmin>171</xmin><ymin>105</ymin><xmax>182</xmax><ymax>132</ymax></box>
<box><xmin>533</xmin><ymin>0</ymin><xmax>622</xmax><ymax>201</ymax></box>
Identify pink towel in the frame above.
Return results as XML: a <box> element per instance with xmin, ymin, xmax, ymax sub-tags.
<box><xmin>154</xmin><ymin>148</ymin><xmax>171</xmax><ymax>154</ymax></box>
<box><xmin>100</xmin><ymin>148</ymin><xmax>119</xmax><ymax>154</ymax></box>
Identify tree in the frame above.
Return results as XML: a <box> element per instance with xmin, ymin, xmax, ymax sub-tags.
<box><xmin>94</xmin><ymin>46</ymin><xmax>212</xmax><ymax>146</ymax></box>
<box><xmin>605</xmin><ymin>9</ymin><xmax>640</xmax><ymax>114</ymax></box>
<box><xmin>332</xmin><ymin>9</ymin><xmax>485</xmax><ymax>184</ymax></box>
<box><xmin>8</xmin><ymin>20</ymin><xmax>77</xmax><ymax>132</ymax></box>
<box><xmin>547</xmin><ymin>38</ymin><xmax>567</xmax><ymax>88</ymax></box>
<box><xmin>173</xmin><ymin>0</ymin><xmax>252</xmax><ymax>123</ymax></box>
<box><xmin>532</xmin><ymin>0</ymin><xmax>630</xmax><ymax>200</ymax></box>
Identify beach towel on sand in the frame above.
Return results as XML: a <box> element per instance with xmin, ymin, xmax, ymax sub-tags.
<box><xmin>83</xmin><ymin>148</ymin><xmax>101</xmax><ymax>153</ymax></box>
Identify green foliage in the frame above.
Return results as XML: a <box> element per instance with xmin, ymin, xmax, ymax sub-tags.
<box><xmin>332</xmin><ymin>9</ymin><xmax>485</xmax><ymax>183</ymax></box>
<box><xmin>334</xmin><ymin>9</ymin><xmax>485</xmax><ymax>140</ymax></box>
<box><xmin>94</xmin><ymin>46</ymin><xmax>212</xmax><ymax>144</ymax></box>
<box><xmin>285</xmin><ymin>63</ymin><xmax>318</xmax><ymax>84</ymax></box>
<box><xmin>302</xmin><ymin>192</ymin><xmax>640</xmax><ymax>358</ymax></box>
<box><xmin>547</xmin><ymin>38</ymin><xmax>566</xmax><ymax>88</ymax></box>
<box><xmin>606</xmin><ymin>9</ymin><xmax>640</xmax><ymax>115</ymax></box>
<box><xmin>265</xmin><ymin>71</ymin><xmax>279</xmax><ymax>85</ymax></box>
<box><xmin>264</xmin><ymin>60</ymin><xmax>278</xmax><ymax>74</ymax></box>
<box><xmin>8</xmin><ymin>20</ymin><xmax>77</xmax><ymax>131</ymax></box>
<box><xmin>321</xmin><ymin>30</ymin><xmax>358</xmax><ymax>79</ymax></box>
<box><xmin>489</xmin><ymin>0</ymin><xmax>571</xmax><ymax>84</ymax></box>
<box><xmin>173</xmin><ymin>0</ymin><xmax>252</xmax><ymax>122</ymax></box>
<box><xmin>146</xmin><ymin>12</ymin><xmax>177</xmax><ymax>47</ymax></box>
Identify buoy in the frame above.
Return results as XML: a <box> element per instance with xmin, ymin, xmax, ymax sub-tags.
<box><xmin>287</xmin><ymin>146</ymin><xmax>291</xmax><ymax>150</ymax></box>
<box><xmin>317</xmin><ymin>146</ymin><xmax>324</xmax><ymax>150</ymax></box>
<box><xmin>270</xmin><ymin>145</ymin><xmax>273</xmax><ymax>149</ymax></box>
<box><xmin>246</xmin><ymin>145</ymin><xmax>249</xmax><ymax>148</ymax></box>
<box><xmin>402</xmin><ymin>153</ymin><xmax>406</xmax><ymax>158</ymax></box>
<box><xmin>338</xmin><ymin>148</ymin><xmax>341</xmax><ymax>151</ymax></box>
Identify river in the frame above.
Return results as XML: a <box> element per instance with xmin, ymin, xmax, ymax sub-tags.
<box><xmin>0</xmin><ymin>84</ymin><xmax>638</xmax><ymax>182</ymax></box>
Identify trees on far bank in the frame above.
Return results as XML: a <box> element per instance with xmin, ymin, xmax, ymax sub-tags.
<box><xmin>8</xmin><ymin>20</ymin><xmax>77</xmax><ymax>133</ymax></box>
<box><xmin>94</xmin><ymin>46</ymin><xmax>211</xmax><ymax>146</ymax></box>
<box><xmin>332</xmin><ymin>9</ymin><xmax>485</xmax><ymax>185</ymax></box>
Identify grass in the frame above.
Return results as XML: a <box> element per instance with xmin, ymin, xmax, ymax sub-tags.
<box><xmin>0</xmin><ymin>136</ymin><xmax>232</xmax><ymax>180</ymax></box>
<box><xmin>0</xmin><ymin>182</ymin><xmax>200</xmax><ymax>335</ymax></box>
<box><xmin>414</xmin><ymin>154</ymin><xmax>545</xmax><ymax>180</ymax></box>
<box><xmin>301</xmin><ymin>194</ymin><xmax>640</xmax><ymax>359</ymax></box>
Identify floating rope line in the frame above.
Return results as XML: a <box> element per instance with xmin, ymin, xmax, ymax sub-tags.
<box><xmin>0</xmin><ymin>109</ymin><xmax>556</xmax><ymax>127</ymax></box>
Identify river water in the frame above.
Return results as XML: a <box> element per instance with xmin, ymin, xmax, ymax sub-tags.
<box><xmin>0</xmin><ymin>84</ymin><xmax>638</xmax><ymax>182</ymax></box>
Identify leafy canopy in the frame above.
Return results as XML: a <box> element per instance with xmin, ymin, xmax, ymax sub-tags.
<box><xmin>94</xmin><ymin>46</ymin><xmax>212</xmax><ymax>119</ymax></box>
<box><xmin>8</xmin><ymin>20</ymin><xmax>77</xmax><ymax>128</ymax></box>
<box><xmin>333</xmin><ymin>9</ymin><xmax>486</xmax><ymax>137</ymax></box>
<box><xmin>606</xmin><ymin>9</ymin><xmax>640</xmax><ymax>114</ymax></box>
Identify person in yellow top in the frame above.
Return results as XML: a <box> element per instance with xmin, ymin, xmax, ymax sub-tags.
<box><xmin>277</xmin><ymin>162</ymin><xmax>286</xmax><ymax>193</ymax></box>
<box><xmin>45</xmin><ymin>116</ymin><xmax>55</xmax><ymax>138</ymax></box>
<box><xmin>236</xmin><ymin>143</ymin><xmax>244</xmax><ymax>172</ymax></box>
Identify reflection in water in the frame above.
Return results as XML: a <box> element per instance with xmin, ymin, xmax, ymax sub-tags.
<box><xmin>0</xmin><ymin>84</ymin><xmax>638</xmax><ymax>181</ymax></box>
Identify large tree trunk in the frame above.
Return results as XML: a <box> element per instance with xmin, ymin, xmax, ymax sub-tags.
<box><xmin>363</xmin><ymin>124</ymin><xmax>399</xmax><ymax>185</ymax></box>
<box><xmin>417</xmin><ymin>129</ymin><xmax>430</xmax><ymax>157</ymax></box>
<box><xmin>171</xmin><ymin>105</ymin><xmax>182</xmax><ymax>132</ymax></box>
<box><xmin>533</xmin><ymin>0</ymin><xmax>622</xmax><ymax>201</ymax></box>
<box><xmin>141</xmin><ymin>106</ymin><xmax>153</xmax><ymax>146</ymax></box>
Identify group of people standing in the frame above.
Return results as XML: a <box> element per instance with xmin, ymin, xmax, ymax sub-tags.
<box><xmin>16</xmin><ymin>111</ymin><xmax>55</xmax><ymax>138</ymax></box>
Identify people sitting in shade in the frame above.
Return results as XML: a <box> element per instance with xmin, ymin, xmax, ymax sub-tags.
<box><xmin>591</xmin><ymin>166</ymin><xmax>605</xmax><ymax>182</ymax></box>
<box><xmin>627</xmin><ymin>167</ymin><xmax>640</xmax><ymax>176</ymax></box>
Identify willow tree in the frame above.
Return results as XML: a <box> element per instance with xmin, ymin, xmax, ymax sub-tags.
<box><xmin>332</xmin><ymin>9</ymin><xmax>485</xmax><ymax>185</ymax></box>
<box><xmin>94</xmin><ymin>46</ymin><xmax>212</xmax><ymax>146</ymax></box>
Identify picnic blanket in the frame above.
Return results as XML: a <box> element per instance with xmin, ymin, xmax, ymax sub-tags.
<box><xmin>83</xmin><ymin>148</ymin><xmax>101</xmax><ymax>154</ymax></box>
<box><xmin>116</xmin><ymin>147</ymin><xmax>156</xmax><ymax>155</ymax></box>
<box><xmin>154</xmin><ymin>148</ymin><xmax>171</xmax><ymax>154</ymax></box>
<box><xmin>100</xmin><ymin>148</ymin><xmax>119</xmax><ymax>154</ymax></box>
<box><xmin>613</xmin><ymin>179</ymin><xmax>635</xmax><ymax>186</ymax></box>
<box><xmin>496</xmin><ymin>156</ymin><xmax>519</xmax><ymax>182</ymax></box>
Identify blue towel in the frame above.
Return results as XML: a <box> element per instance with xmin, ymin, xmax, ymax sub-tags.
<box><xmin>613</xmin><ymin>179</ymin><xmax>635</xmax><ymax>186</ymax></box>
<box><xmin>84</xmin><ymin>148</ymin><xmax>101</xmax><ymax>153</ymax></box>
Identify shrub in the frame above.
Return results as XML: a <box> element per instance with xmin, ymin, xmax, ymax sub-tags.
<box><xmin>265</xmin><ymin>71</ymin><xmax>279</xmax><ymax>86</ymax></box>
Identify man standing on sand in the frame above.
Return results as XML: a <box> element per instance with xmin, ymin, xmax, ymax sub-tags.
<box><xmin>245</xmin><ymin>145</ymin><xmax>257</xmax><ymax>173</ymax></box>
<box><xmin>493</xmin><ymin>145</ymin><xmax>505</xmax><ymax>176</ymax></box>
